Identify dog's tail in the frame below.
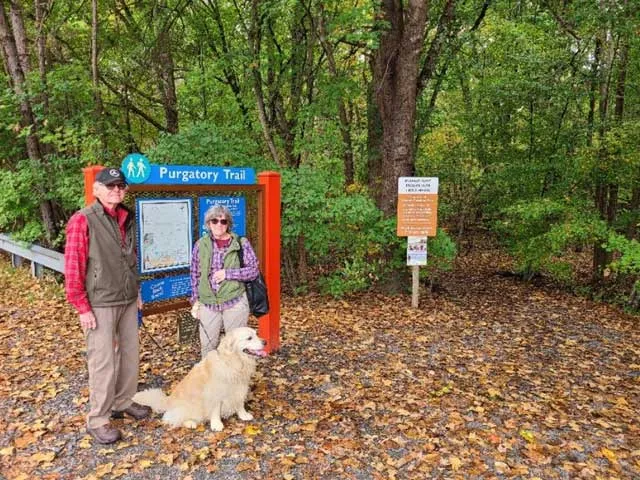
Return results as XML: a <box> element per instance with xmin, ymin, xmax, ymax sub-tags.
<box><xmin>133</xmin><ymin>389</ymin><xmax>170</xmax><ymax>413</ymax></box>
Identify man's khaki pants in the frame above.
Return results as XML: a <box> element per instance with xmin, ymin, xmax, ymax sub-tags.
<box><xmin>85</xmin><ymin>301</ymin><xmax>139</xmax><ymax>429</ymax></box>
<box><xmin>198</xmin><ymin>293</ymin><xmax>249</xmax><ymax>358</ymax></box>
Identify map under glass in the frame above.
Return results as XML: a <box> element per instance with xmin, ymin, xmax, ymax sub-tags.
<box><xmin>138</xmin><ymin>198</ymin><xmax>192</xmax><ymax>274</ymax></box>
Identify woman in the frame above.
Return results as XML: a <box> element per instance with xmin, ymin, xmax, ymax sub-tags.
<box><xmin>190</xmin><ymin>204</ymin><xmax>259</xmax><ymax>357</ymax></box>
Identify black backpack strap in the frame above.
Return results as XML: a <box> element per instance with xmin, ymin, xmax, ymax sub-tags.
<box><xmin>237</xmin><ymin>236</ymin><xmax>245</xmax><ymax>267</ymax></box>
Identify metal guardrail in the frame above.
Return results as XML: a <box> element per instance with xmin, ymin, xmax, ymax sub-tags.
<box><xmin>0</xmin><ymin>233</ymin><xmax>65</xmax><ymax>277</ymax></box>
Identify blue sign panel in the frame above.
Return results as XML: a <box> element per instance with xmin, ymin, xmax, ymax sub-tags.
<box><xmin>121</xmin><ymin>153</ymin><xmax>151</xmax><ymax>184</ymax></box>
<box><xmin>140</xmin><ymin>274</ymin><xmax>192</xmax><ymax>303</ymax></box>
<box><xmin>142</xmin><ymin>165</ymin><xmax>255</xmax><ymax>185</ymax></box>
<box><xmin>199</xmin><ymin>196</ymin><xmax>246</xmax><ymax>238</ymax></box>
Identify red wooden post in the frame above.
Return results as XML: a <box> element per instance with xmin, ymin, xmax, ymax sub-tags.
<box><xmin>257</xmin><ymin>171</ymin><xmax>281</xmax><ymax>353</ymax></box>
<box><xmin>82</xmin><ymin>165</ymin><xmax>104</xmax><ymax>205</ymax></box>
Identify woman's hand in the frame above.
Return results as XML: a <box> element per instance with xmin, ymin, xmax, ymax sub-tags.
<box><xmin>212</xmin><ymin>269</ymin><xmax>226</xmax><ymax>284</ymax></box>
<box><xmin>191</xmin><ymin>301</ymin><xmax>201</xmax><ymax>319</ymax></box>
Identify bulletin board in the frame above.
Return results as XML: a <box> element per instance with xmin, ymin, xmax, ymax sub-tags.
<box><xmin>125</xmin><ymin>184</ymin><xmax>265</xmax><ymax>317</ymax></box>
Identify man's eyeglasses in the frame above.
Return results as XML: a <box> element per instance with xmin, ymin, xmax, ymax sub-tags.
<box><xmin>104</xmin><ymin>183</ymin><xmax>127</xmax><ymax>191</ymax></box>
<box><xmin>209</xmin><ymin>218</ymin><xmax>228</xmax><ymax>225</ymax></box>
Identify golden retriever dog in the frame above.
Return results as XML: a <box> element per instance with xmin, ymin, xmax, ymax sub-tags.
<box><xmin>133</xmin><ymin>327</ymin><xmax>266</xmax><ymax>431</ymax></box>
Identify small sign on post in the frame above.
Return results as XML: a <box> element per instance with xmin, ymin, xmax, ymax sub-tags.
<box><xmin>397</xmin><ymin>177</ymin><xmax>439</xmax><ymax>308</ymax></box>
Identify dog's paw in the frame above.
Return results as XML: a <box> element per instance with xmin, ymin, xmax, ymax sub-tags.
<box><xmin>210</xmin><ymin>419</ymin><xmax>224</xmax><ymax>432</ymax></box>
<box><xmin>238</xmin><ymin>410</ymin><xmax>254</xmax><ymax>421</ymax></box>
<box><xmin>183</xmin><ymin>420</ymin><xmax>198</xmax><ymax>429</ymax></box>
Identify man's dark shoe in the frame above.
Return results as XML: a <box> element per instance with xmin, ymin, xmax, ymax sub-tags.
<box><xmin>87</xmin><ymin>423</ymin><xmax>122</xmax><ymax>444</ymax></box>
<box><xmin>112</xmin><ymin>401</ymin><xmax>151</xmax><ymax>420</ymax></box>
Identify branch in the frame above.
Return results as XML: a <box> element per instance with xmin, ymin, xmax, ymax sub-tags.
<box><xmin>542</xmin><ymin>0</ymin><xmax>581</xmax><ymax>41</ymax></box>
<box><xmin>100</xmin><ymin>75</ymin><xmax>168</xmax><ymax>132</ymax></box>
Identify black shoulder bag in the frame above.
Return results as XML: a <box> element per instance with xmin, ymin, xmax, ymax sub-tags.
<box><xmin>237</xmin><ymin>238</ymin><xmax>269</xmax><ymax>317</ymax></box>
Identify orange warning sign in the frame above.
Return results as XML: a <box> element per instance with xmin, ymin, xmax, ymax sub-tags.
<box><xmin>396</xmin><ymin>177</ymin><xmax>439</xmax><ymax>236</ymax></box>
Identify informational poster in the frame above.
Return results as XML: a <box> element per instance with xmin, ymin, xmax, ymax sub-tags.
<box><xmin>138</xmin><ymin>198</ymin><xmax>193</xmax><ymax>274</ymax></box>
<box><xmin>140</xmin><ymin>274</ymin><xmax>192</xmax><ymax>303</ymax></box>
<box><xmin>406</xmin><ymin>236</ymin><xmax>428</xmax><ymax>266</ymax></box>
<box><xmin>397</xmin><ymin>177</ymin><xmax>439</xmax><ymax>237</ymax></box>
<box><xmin>198</xmin><ymin>196</ymin><xmax>246</xmax><ymax>238</ymax></box>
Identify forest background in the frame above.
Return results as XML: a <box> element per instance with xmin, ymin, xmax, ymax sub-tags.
<box><xmin>0</xmin><ymin>0</ymin><xmax>638</xmax><ymax>307</ymax></box>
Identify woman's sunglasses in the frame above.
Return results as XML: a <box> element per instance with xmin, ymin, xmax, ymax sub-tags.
<box><xmin>209</xmin><ymin>218</ymin><xmax>228</xmax><ymax>225</ymax></box>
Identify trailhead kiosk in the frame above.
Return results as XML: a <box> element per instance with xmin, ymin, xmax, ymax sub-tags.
<box><xmin>82</xmin><ymin>160</ymin><xmax>281</xmax><ymax>353</ymax></box>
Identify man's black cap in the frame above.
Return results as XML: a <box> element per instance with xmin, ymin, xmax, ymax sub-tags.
<box><xmin>96</xmin><ymin>167</ymin><xmax>127</xmax><ymax>186</ymax></box>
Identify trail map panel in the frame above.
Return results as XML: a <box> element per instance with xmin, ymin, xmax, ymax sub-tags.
<box><xmin>138</xmin><ymin>198</ymin><xmax>193</xmax><ymax>274</ymax></box>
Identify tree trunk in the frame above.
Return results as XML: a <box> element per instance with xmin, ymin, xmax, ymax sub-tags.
<box><xmin>35</xmin><ymin>0</ymin><xmax>49</xmax><ymax>115</ymax></box>
<box><xmin>249</xmin><ymin>0</ymin><xmax>280</xmax><ymax>166</ymax></box>
<box><xmin>366</xmin><ymin>78</ymin><xmax>384</xmax><ymax>205</ymax></box>
<box><xmin>591</xmin><ymin>27</ymin><xmax>620</xmax><ymax>285</ymax></box>
<box><xmin>0</xmin><ymin>0</ymin><xmax>57</xmax><ymax>243</ymax></box>
<box><xmin>155</xmin><ymin>26</ymin><xmax>178</xmax><ymax>134</ymax></box>
<box><xmin>315</xmin><ymin>3</ymin><xmax>354</xmax><ymax>185</ymax></box>
<box><xmin>627</xmin><ymin>187</ymin><xmax>639</xmax><ymax>240</ymax></box>
<box><xmin>372</xmin><ymin>0</ymin><xmax>428</xmax><ymax>216</ymax></box>
<box><xmin>91</xmin><ymin>0</ymin><xmax>107</xmax><ymax>150</ymax></box>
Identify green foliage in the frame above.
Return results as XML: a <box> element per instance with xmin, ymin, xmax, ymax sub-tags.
<box><xmin>318</xmin><ymin>256</ymin><xmax>384</xmax><ymax>298</ymax></box>
<box><xmin>149</xmin><ymin>122</ymin><xmax>272</xmax><ymax>171</ymax></box>
<box><xmin>0</xmin><ymin>156</ymin><xmax>85</xmax><ymax>245</ymax></box>
<box><xmin>421</xmin><ymin>229</ymin><xmax>458</xmax><ymax>286</ymax></box>
<box><xmin>0</xmin><ymin>164</ymin><xmax>43</xmax><ymax>241</ymax></box>
<box><xmin>417</xmin><ymin>124</ymin><xmax>484</xmax><ymax>232</ymax></box>
<box><xmin>281</xmin><ymin>166</ymin><xmax>458</xmax><ymax>297</ymax></box>
<box><xmin>606</xmin><ymin>233</ymin><xmax>640</xmax><ymax>277</ymax></box>
<box><xmin>282</xmin><ymin>166</ymin><xmax>404</xmax><ymax>297</ymax></box>
<box><xmin>494</xmin><ymin>199</ymin><xmax>605</xmax><ymax>282</ymax></box>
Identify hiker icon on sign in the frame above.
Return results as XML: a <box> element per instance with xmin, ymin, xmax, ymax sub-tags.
<box><xmin>121</xmin><ymin>153</ymin><xmax>151</xmax><ymax>184</ymax></box>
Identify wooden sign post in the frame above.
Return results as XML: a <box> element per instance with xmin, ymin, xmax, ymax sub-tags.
<box><xmin>397</xmin><ymin>177</ymin><xmax>439</xmax><ymax>308</ymax></box>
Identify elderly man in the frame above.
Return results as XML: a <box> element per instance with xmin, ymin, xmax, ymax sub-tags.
<box><xmin>64</xmin><ymin>167</ymin><xmax>150</xmax><ymax>444</ymax></box>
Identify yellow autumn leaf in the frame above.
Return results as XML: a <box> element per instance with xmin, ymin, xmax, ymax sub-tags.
<box><xmin>601</xmin><ymin>447</ymin><xmax>618</xmax><ymax>464</ymax></box>
<box><xmin>137</xmin><ymin>459</ymin><xmax>153</xmax><ymax>469</ymax></box>
<box><xmin>450</xmin><ymin>456</ymin><xmax>462</xmax><ymax>471</ymax></box>
<box><xmin>519</xmin><ymin>429</ymin><xmax>535</xmax><ymax>443</ymax></box>
<box><xmin>79</xmin><ymin>437</ymin><xmax>93</xmax><ymax>449</ymax></box>
<box><xmin>158</xmin><ymin>453</ymin><xmax>174</xmax><ymax>466</ymax></box>
<box><xmin>111</xmin><ymin>467</ymin><xmax>130</xmax><ymax>478</ymax></box>
<box><xmin>0</xmin><ymin>446</ymin><xmax>14</xmax><ymax>456</ymax></box>
<box><xmin>195</xmin><ymin>447</ymin><xmax>210</xmax><ymax>460</ymax></box>
<box><xmin>95</xmin><ymin>462</ymin><xmax>114</xmax><ymax>477</ymax></box>
<box><xmin>487</xmin><ymin>387</ymin><xmax>502</xmax><ymax>399</ymax></box>
<box><xmin>431</xmin><ymin>383</ymin><xmax>453</xmax><ymax>397</ymax></box>
<box><xmin>31</xmin><ymin>451</ymin><xmax>56</xmax><ymax>463</ymax></box>
<box><xmin>244</xmin><ymin>425</ymin><xmax>262</xmax><ymax>435</ymax></box>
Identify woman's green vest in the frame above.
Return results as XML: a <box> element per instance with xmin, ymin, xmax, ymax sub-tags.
<box><xmin>197</xmin><ymin>233</ymin><xmax>245</xmax><ymax>305</ymax></box>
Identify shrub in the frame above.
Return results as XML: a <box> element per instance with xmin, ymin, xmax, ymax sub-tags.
<box><xmin>494</xmin><ymin>198</ymin><xmax>605</xmax><ymax>282</ymax></box>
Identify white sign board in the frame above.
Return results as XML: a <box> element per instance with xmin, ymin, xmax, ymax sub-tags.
<box><xmin>398</xmin><ymin>177</ymin><xmax>439</xmax><ymax>194</ymax></box>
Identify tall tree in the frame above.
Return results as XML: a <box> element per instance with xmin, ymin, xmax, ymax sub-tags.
<box><xmin>371</xmin><ymin>0</ymin><xmax>428</xmax><ymax>216</ymax></box>
<box><xmin>0</xmin><ymin>0</ymin><xmax>58</xmax><ymax>242</ymax></box>
<box><xmin>369</xmin><ymin>0</ymin><xmax>490</xmax><ymax>216</ymax></box>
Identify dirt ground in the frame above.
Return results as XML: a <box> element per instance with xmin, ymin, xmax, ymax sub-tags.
<box><xmin>0</xmin><ymin>245</ymin><xmax>638</xmax><ymax>479</ymax></box>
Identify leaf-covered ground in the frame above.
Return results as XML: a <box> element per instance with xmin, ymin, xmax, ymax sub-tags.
<box><xmin>0</xmin><ymin>245</ymin><xmax>639</xmax><ymax>479</ymax></box>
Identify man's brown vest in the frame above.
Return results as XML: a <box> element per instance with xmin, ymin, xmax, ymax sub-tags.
<box><xmin>81</xmin><ymin>201</ymin><xmax>138</xmax><ymax>307</ymax></box>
